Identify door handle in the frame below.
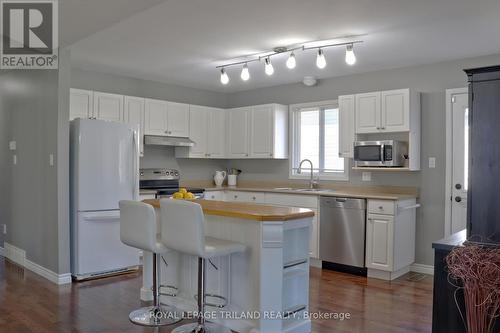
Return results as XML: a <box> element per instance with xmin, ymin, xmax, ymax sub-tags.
<box><xmin>455</xmin><ymin>196</ymin><xmax>462</xmax><ymax>203</ymax></box>
<box><xmin>455</xmin><ymin>183</ymin><xmax>462</xmax><ymax>190</ymax></box>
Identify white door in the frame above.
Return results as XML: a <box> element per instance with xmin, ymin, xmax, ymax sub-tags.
<box><xmin>189</xmin><ymin>105</ymin><xmax>208</xmax><ymax>157</ymax></box>
<box><xmin>366</xmin><ymin>214</ymin><xmax>393</xmax><ymax>271</ymax></box>
<box><xmin>144</xmin><ymin>99</ymin><xmax>168</xmax><ymax>136</ymax></box>
<box><xmin>93</xmin><ymin>92</ymin><xmax>124</xmax><ymax>122</ymax></box>
<box><xmin>70</xmin><ymin>89</ymin><xmax>93</xmax><ymax>120</ymax></box>
<box><xmin>207</xmin><ymin>108</ymin><xmax>226</xmax><ymax>158</ymax></box>
<box><xmin>381</xmin><ymin>89</ymin><xmax>410</xmax><ymax>132</ymax></box>
<box><xmin>75</xmin><ymin>119</ymin><xmax>137</xmax><ymax>211</ymax></box>
<box><xmin>451</xmin><ymin>92</ymin><xmax>469</xmax><ymax>234</ymax></box>
<box><xmin>167</xmin><ymin>102</ymin><xmax>190</xmax><ymax>137</ymax></box>
<box><xmin>124</xmin><ymin>96</ymin><xmax>145</xmax><ymax>156</ymax></box>
<box><xmin>338</xmin><ymin>95</ymin><xmax>355</xmax><ymax>158</ymax></box>
<box><xmin>355</xmin><ymin>92</ymin><xmax>381</xmax><ymax>133</ymax></box>
<box><xmin>250</xmin><ymin>105</ymin><xmax>274</xmax><ymax>158</ymax></box>
<box><xmin>227</xmin><ymin>108</ymin><xmax>250</xmax><ymax>158</ymax></box>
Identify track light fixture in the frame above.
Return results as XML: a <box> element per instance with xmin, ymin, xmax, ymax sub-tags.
<box><xmin>241</xmin><ymin>63</ymin><xmax>250</xmax><ymax>81</ymax></box>
<box><xmin>286</xmin><ymin>52</ymin><xmax>296</xmax><ymax>69</ymax></box>
<box><xmin>264</xmin><ymin>57</ymin><xmax>274</xmax><ymax>75</ymax></box>
<box><xmin>316</xmin><ymin>48</ymin><xmax>326</xmax><ymax>69</ymax></box>
<box><xmin>345</xmin><ymin>44</ymin><xmax>356</xmax><ymax>65</ymax></box>
<box><xmin>216</xmin><ymin>39</ymin><xmax>362</xmax><ymax>85</ymax></box>
<box><xmin>220</xmin><ymin>68</ymin><xmax>229</xmax><ymax>85</ymax></box>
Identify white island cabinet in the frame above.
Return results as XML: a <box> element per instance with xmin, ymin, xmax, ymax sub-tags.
<box><xmin>142</xmin><ymin>199</ymin><xmax>314</xmax><ymax>333</ymax></box>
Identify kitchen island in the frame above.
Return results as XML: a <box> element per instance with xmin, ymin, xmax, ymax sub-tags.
<box><xmin>142</xmin><ymin>199</ymin><xmax>314</xmax><ymax>333</ymax></box>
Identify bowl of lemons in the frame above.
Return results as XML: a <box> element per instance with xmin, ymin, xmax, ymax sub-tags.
<box><xmin>172</xmin><ymin>188</ymin><xmax>195</xmax><ymax>200</ymax></box>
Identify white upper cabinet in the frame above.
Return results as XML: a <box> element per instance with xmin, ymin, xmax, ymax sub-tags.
<box><xmin>355</xmin><ymin>92</ymin><xmax>381</xmax><ymax>133</ymax></box>
<box><xmin>250</xmin><ymin>105</ymin><xmax>274</xmax><ymax>158</ymax></box>
<box><xmin>338</xmin><ymin>95</ymin><xmax>356</xmax><ymax>158</ymax></box>
<box><xmin>381</xmin><ymin>89</ymin><xmax>410</xmax><ymax>132</ymax></box>
<box><xmin>166</xmin><ymin>102</ymin><xmax>190</xmax><ymax>137</ymax></box>
<box><xmin>227</xmin><ymin>104</ymin><xmax>288</xmax><ymax>159</ymax></box>
<box><xmin>227</xmin><ymin>107</ymin><xmax>251</xmax><ymax>158</ymax></box>
<box><xmin>70</xmin><ymin>89</ymin><xmax>93</xmax><ymax>120</ymax></box>
<box><xmin>144</xmin><ymin>99</ymin><xmax>168</xmax><ymax>136</ymax></box>
<box><xmin>355</xmin><ymin>89</ymin><xmax>417</xmax><ymax>134</ymax></box>
<box><xmin>207</xmin><ymin>108</ymin><xmax>226</xmax><ymax>158</ymax></box>
<box><xmin>124</xmin><ymin>96</ymin><xmax>145</xmax><ymax>157</ymax></box>
<box><xmin>93</xmin><ymin>92</ymin><xmax>124</xmax><ymax>122</ymax></box>
<box><xmin>144</xmin><ymin>99</ymin><xmax>190</xmax><ymax>137</ymax></box>
<box><xmin>175</xmin><ymin>105</ymin><xmax>225</xmax><ymax>158</ymax></box>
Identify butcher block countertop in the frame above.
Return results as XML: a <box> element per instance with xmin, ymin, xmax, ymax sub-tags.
<box><xmin>142</xmin><ymin>199</ymin><xmax>315</xmax><ymax>222</ymax></box>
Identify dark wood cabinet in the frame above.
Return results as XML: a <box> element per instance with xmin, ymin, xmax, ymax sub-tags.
<box><xmin>464</xmin><ymin>66</ymin><xmax>500</xmax><ymax>245</ymax></box>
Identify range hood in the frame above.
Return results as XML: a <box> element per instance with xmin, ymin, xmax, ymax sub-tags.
<box><xmin>144</xmin><ymin>135</ymin><xmax>195</xmax><ymax>147</ymax></box>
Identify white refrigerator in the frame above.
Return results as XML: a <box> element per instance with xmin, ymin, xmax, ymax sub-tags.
<box><xmin>70</xmin><ymin>118</ymin><xmax>140</xmax><ymax>280</ymax></box>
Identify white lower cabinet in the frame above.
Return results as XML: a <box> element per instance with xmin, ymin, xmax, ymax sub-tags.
<box><xmin>365</xmin><ymin>199</ymin><xmax>417</xmax><ymax>280</ymax></box>
<box><xmin>204</xmin><ymin>190</ymin><xmax>225</xmax><ymax>201</ymax></box>
<box><xmin>225</xmin><ymin>191</ymin><xmax>265</xmax><ymax>204</ymax></box>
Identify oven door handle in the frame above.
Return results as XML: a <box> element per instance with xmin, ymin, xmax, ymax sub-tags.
<box><xmin>380</xmin><ymin>144</ymin><xmax>385</xmax><ymax>163</ymax></box>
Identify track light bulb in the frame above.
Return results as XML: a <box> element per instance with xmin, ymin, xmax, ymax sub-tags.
<box><xmin>220</xmin><ymin>68</ymin><xmax>229</xmax><ymax>85</ymax></box>
<box><xmin>316</xmin><ymin>49</ymin><xmax>326</xmax><ymax>69</ymax></box>
<box><xmin>241</xmin><ymin>64</ymin><xmax>250</xmax><ymax>81</ymax></box>
<box><xmin>286</xmin><ymin>52</ymin><xmax>296</xmax><ymax>69</ymax></box>
<box><xmin>264</xmin><ymin>57</ymin><xmax>274</xmax><ymax>75</ymax></box>
<box><xmin>345</xmin><ymin>44</ymin><xmax>356</xmax><ymax>65</ymax></box>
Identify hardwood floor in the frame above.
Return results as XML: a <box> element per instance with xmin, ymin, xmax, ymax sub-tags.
<box><xmin>0</xmin><ymin>257</ymin><xmax>433</xmax><ymax>333</ymax></box>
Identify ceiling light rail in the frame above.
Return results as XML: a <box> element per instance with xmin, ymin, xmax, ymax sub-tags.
<box><xmin>217</xmin><ymin>40</ymin><xmax>363</xmax><ymax>85</ymax></box>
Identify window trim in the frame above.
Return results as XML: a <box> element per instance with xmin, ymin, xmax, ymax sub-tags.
<box><xmin>289</xmin><ymin>100</ymin><xmax>350</xmax><ymax>181</ymax></box>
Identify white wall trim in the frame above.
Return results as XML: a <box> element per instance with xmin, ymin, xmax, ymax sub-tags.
<box><xmin>0</xmin><ymin>246</ymin><xmax>4</xmax><ymax>257</ymax></box>
<box><xmin>410</xmin><ymin>263</ymin><xmax>434</xmax><ymax>276</ymax></box>
<box><xmin>4</xmin><ymin>242</ymin><xmax>72</xmax><ymax>285</ymax></box>
<box><xmin>444</xmin><ymin>87</ymin><xmax>468</xmax><ymax>237</ymax></box>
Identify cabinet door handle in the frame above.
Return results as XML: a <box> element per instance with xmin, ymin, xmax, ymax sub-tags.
<box><xmin>164</xmin><ymin>130</ymin><xmax>169</xmax><ymax>134</ymax></box>
<box><xmin>269</xmin><ymin>153</ymin><xmax>273</xmax><ymax>157</ymax></box>
<box><xmin>381</xmin><ymin>127</ymin><xmax>385</xmax><ymax>130</ymax></box>
<box><xmin>245</xmin><ymin>153</ymin><xmax>249</xmax><ymax>157</ymax></box>
<box><xmin>252</xmin><ymin>196</ymin><xmax>256</xmax><ymax>200</ymax></box>
<box><xmin>234</xmin><ymin>195</ymin><xmax>238</xmax><ymax>199</ymax></box>
<box><xmin>379</xmin><ymin>206</ymin><xmax>384</xmax><ymax>210</ymax></box>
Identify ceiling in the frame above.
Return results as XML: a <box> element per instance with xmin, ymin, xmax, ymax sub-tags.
<box><xmin>68</xmin><ymin>0</ymin><xmax>500</xmax><ymax>93</ymax></box>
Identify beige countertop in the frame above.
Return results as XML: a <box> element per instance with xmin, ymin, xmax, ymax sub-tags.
<box><xmin>143</xmin><ymin>199</ymin><xmax>315</xmax><ymax>221</ymax></box>
<box><xmin>193</xmin><ymin>184</ymin><xmax>418</xmax><ymax>200</ymax></box>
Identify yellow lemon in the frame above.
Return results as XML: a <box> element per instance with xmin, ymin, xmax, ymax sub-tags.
<box><xmin>179</xmin><ymin>188</ymin><xmax>188</xmax><ymax>194</ymax></box>
<box><xmin>172</xmin><ymin>192</ymin><xmax>184</xmax><ymax>199</ymax></box>
<box><xmin>184</xmin><ymin>192</ymin><xmax>195</xmax><ymax>200</ymax></box>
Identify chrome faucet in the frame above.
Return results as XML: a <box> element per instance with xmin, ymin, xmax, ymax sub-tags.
<box><xmin>297</xmin><ymin>159</ymin><xmax>318</xmax><ymax>189</ymax></box>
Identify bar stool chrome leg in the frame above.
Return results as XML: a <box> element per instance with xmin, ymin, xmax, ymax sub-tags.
<box><xmin>129</xmin><ymin>253</ymin><xmax>183</xmax><ymax>326</ymax></box>
<box><xmin>172</xmin><ymin>258</ymin><xmax>231</xmax><ymax>333</ymax></box>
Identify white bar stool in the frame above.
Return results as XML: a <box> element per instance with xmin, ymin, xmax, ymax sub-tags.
<box><xmin>160</xmin><ymin>199</ymin><xmax>246</xmax><ymax>333</ymax></box>
<box><xmin>119</xmin><ymin>200</ymin><xmax>183</xmax><ymax>327</ymax></box>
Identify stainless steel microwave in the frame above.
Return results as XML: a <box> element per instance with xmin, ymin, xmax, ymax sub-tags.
<box><xmin>353</xmin><ymin>140</ymin><xmax>407</xmax><ymax>167</ymax></box>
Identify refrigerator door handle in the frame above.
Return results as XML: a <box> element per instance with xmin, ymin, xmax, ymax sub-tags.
<box><xmin>83</xmin><ymin>215</ymin><xmax>120</xmax><ymax>222</ymax></box>
<box><xmin>132</xmin><ymin>128</ymin><xmax>139</xmax><ymax>201</ymax></box>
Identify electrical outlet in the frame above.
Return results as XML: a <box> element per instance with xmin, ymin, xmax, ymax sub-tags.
<box><xmin>362</xmin><ymin>172</ymin><xmax>372</xmax><ymax>181</ymax></box>
<box><xmin>9</xmin><ymin>141</ymin><xmax>16</xmax><ymax>150</ymax></box>
<box><xmin>2</xmin><ymin>224</ymin><xmax>6</xmax><ymax>235</ymax></box>
<box><xmin>49</xmin><ymin>154</ymin><xmax>54</xmax><ymax>166</ymax></box>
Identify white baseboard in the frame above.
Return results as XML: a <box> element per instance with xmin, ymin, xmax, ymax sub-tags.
<box><xmin>410</xmin><ymin>263</ymin><xmax>434</xmax><ymax>276</ymax></box>
<box><xmin>4</xmin><ymin>242</ymin><xmax>72</xmax><ymax>285</ymax></box>
<box><xmin>309</xmin><ymin>258</ymin><xmax>322</xmax><ymax>268</ymax></box>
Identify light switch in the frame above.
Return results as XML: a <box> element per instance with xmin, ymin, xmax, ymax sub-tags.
<box><xmin>9</xmin><ymin>141</ymin><xmax>16</xmax><ymax>150</ymax></box>
<box><xmin>428</xmin><ymin>157</ymin><xmax>436</xmax><ymax>169</ymax></box>
<box><xmin>13</xmin><ymin>154</ymin><xmax>17</xmax><ymax>165</ymax></box>
<box><xmin>362</xmin><ymin>172</ymin><xmax>372</xmax><ymax>181</ymax></box>
<box><xmin>49</xmin><ymin>154</ymin><xmax>54</xmax><ymax>166</ymax></box>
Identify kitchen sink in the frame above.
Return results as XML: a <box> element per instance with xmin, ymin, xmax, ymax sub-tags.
<box><xmin>273</xmin><ymin>187</ymin><xmax>336</xmax><ymax>193</ymax></box>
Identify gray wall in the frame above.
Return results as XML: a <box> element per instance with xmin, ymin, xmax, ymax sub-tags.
<box><xmin>226</xmin><ymin>53</ymin><xmax>500</xmax><ymax>266</ymax></box>
<box><xmin>0</xmin><ymin>50</ymin><xmax>71</xmax><ymax>274</ymax></box>
<box><xmin>71</xmin><ymin>68</ymin><xmax>227</xmax><ymax>108</ymax></box>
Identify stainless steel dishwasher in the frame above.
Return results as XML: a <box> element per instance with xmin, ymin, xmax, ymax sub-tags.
<box><xmin>319</xmin><ymin>196</ymin><xmax>367</xmax><ymax>275</ymax></box>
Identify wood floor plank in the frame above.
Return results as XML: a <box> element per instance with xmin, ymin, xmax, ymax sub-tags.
<box><xmin>0</xmin><ymin>257</ymin><xmax>432</xmax><ymax>333</ymax></box>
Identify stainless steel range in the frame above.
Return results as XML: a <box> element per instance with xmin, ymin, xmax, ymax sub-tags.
<box><xmin>139</xmin><ymin>168</ymin><xmax>205</xmax><ymax>199</ymax></box>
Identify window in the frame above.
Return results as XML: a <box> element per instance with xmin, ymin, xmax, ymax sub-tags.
<box><xmin>290</xmin><ymin>101</ymin><xmax>349</xmax><ymax>180</ymax></box>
